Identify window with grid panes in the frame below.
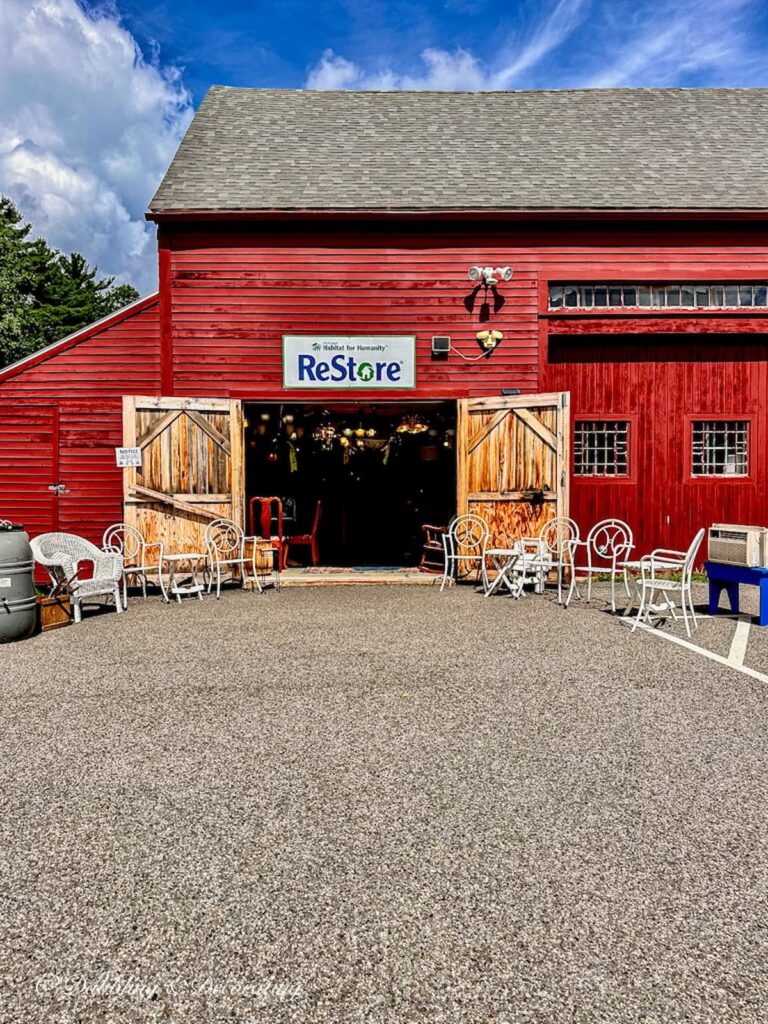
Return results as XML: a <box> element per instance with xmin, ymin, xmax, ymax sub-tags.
<box><xmin>574</xmin><ymin>421</ymin><xmax>629</xmax><ymax>476</ymax></box>
<box><xmin>691</xmin><ymin>421</ymin><xmax>749</xmax><ymax>476</ymax></box>
<box><xmin>549</xmin><ymin>283</ymin><xmax>768</xmax><ymax>309</ymax></box>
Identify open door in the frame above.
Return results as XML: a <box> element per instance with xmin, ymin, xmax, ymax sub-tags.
<box><xmin>122</xmin><ymin>396</ymin><xmax>244</xmax><ymax>552</ymax></box>
<box><xmin>457</xmin><ymin>392</ymin><xmax>569</xmax><ymax>545</ymax></box>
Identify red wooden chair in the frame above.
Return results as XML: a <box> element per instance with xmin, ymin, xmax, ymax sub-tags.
<box><xmin>285</xmin><ymin>500</ymin><xmax>322</xmax><ymax>567</ymax></box>
<box><xmin>248</xmin><ymin>496</ymin><xmax>287</xmax><ymax>570</ymax></box>
<box><xmin>419</xmin><ymin>523</ymin><xmax>447</xmax><ymax>574</ymax></box>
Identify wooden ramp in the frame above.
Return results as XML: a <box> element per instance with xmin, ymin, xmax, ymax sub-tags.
<box><xmin>280</xmin><ymin>567</ymin><xmax>440</xmax><ymax>587</ymax></box>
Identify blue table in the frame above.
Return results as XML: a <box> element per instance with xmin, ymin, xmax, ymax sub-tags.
<box><xmin>704</xmin><ymin>560</ymin><xmax>768</xmax><ymax>627</ymax></box>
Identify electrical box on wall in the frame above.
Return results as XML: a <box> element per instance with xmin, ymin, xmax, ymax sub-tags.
<box><xmin>431</xmin><ymin>336</ymin><xmax>450</xmax><ymax>356</ymax></box>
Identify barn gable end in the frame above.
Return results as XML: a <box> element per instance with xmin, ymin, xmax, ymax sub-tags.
<box><xmin>0</xmin><ymin>294</ymin><xmax>161</xmax><ymax>541</ymax></box>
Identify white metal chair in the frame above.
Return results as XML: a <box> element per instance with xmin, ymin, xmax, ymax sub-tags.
<box><xmin>204</xmin><ymin>518</ymin><xmax>277</xmax><ymax>597</ymax></box>
<box><xmin>30</xmin><ymin>532</ymin><xmax>124</xmax><ymax>624</ymax></box>
<box><xmin>102</xmin><ymin>523</ymin><xmax>164</xmax><ymax>606</ymax></box>
<box><xmin>627</xmin><ymin>528</ymin><xmax>706</xmax><ymax>637</ymax></box>
<box><xmin>440</xmin><ymin>514</ymin><xmax>490</xmax><ymax>591</ymax></box>
<box><xmin>566</xmin><ymin>518</ymin><xmax>634</xmax><ymax>612</ymax></box>
<box><xmin>522</xmin><ymin>516</ymin><xmax>580</xmax><ymax>603</ymax></box>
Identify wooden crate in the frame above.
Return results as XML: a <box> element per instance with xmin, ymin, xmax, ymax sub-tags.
<box><xmin>37</xmin><ymin>594</ymin><xmax>72</xmax><ymax>632</ymax></box>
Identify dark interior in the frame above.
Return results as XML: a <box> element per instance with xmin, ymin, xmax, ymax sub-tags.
<box><xmin>244</xmin><ymin>402</ymin><xmax>456</xmax><ymax>567</ymax></box>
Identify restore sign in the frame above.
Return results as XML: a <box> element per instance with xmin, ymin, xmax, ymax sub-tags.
<box><xmin>283</xmin><ymin>336</ymin><xmax>415</xmax><ymax>389</ymax></box>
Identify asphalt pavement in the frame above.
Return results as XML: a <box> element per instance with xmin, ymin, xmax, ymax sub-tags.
<box><xmin>1</xmin><ymin>583</ymin><xmax>766</xmax><ymax>1023</ymax></box>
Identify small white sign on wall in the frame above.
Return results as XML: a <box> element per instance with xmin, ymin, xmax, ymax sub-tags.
<box><xmin>115</xmin><ymin>446</ymin><xmax>142</xmax><ymax>468</ymax></box>
<box><xmin>283</xmin><ymin>336</ymin><xmax>416</xmax><ymax>389</ymax></box>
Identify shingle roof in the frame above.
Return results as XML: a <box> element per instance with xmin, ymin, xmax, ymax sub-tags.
<box><xmin>149</xmin><ymin>87</ymin><xmax>768</xmax><ymax>213</ymax></box>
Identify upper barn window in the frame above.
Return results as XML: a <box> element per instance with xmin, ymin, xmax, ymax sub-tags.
<box><xmin>549</xmin><ymin>283</ymin><xmax>768</xmax><ymax>309</ymax></box>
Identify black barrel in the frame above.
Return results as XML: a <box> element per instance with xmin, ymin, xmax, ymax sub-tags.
<box><xmin>0</xmin><ymin>523</ymin><xmax>37</xmax><ymax>642</ymax></box>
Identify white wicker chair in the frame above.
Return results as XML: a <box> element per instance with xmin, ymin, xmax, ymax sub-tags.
<box><xmin>204</xmin><ymin>518</ymin><xmax>275</xmax><ymax>597</ymax></box>
<box><xmin>103</xmin><ymin>523</ymin><xmax>164</xmax><ymax>606</ymax></box>
<box><xmin>30</xmin><ymin>532</ymin><xmax>124</xmax><ymax>624</ymax></box>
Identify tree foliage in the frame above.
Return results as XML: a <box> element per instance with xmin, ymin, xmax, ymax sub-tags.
<box><xmin>0</xmin><ymin>197</ymin><xmax>140</xmax><ymax>367</ymax></box>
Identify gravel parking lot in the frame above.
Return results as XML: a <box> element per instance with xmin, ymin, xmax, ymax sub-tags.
<box><xmin>1</xmin><ymin>584</ymin><xmax>767</xmax><ymax>1024</ymax></box>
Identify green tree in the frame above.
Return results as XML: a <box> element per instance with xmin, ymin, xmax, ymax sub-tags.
<box><xmin>0</xmin><ymin>197</ymin><xmax>140</xmax><ymax>367</ymax></box>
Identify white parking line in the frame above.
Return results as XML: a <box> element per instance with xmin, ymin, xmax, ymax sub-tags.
<box><xmin>729</xmin><ymin>617</ymin><xmax>751</xmax><ymax>667</ymax></box>
<box><xmin>621</xmin><ymin>618</ymin><xmax>768</xmax><ymax>684</ymax></box>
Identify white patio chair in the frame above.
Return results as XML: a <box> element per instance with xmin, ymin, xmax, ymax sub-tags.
<box><xmin>30</xmin><ymin>532</ymin><xmax>124</xmax><ymax>624</ymax></box>
<box><xmin>566</xmin><ymin>518</ymin><xmax>634</xmax><ymax>612</ymax></box>
<box><xmin>628</xmin><ymin>528</ymin><xmax>706</xmax><ymax>637</ymax></box>
<box><xmin>102</xmin><ymin>523</ymin><xmax>164</xmax><ymax>607</ymax></box>
<box><xmin>440</xmin><ymin>514</ymin><xmax>490</xmax><ymax>591</ymax></box>
<box><xmin>204</xmin><ymin>518</ymin><xmax>276</xmax><ymax>597</ymax></box>
<box><xmin>520</xmin><ymin>516</ymin><xmax>580</xmax><ymax>603</ymax></box>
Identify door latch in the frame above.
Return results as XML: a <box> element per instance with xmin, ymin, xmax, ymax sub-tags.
<box><xmin>48</xmin><ymin>483</ymin><xmax>70</xmax><ymax>495</ymax></box>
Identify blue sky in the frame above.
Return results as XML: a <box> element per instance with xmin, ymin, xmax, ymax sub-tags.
<box><xmin>119</xmin><ymin>0</ymin><xmax>768</xmax><ymax>97</ymax></box>
<box><xmin>1</xmin><ymin>0</ymin><xmax>767</xmax><ymax>294</ymax></box>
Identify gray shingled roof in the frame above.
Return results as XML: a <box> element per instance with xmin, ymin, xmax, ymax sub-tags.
<box><xmin>149</xmin><ymin>87</ymin><xmax>768</xmax><ymax>213</ymax></box>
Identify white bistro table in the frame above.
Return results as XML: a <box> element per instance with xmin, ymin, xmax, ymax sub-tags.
<box><xmin>159</xmin><ymin>552</ymin><xmax>206</xmax><ymax>603</ymax></box>
<box><xmin>483</xmin><ymin>545</ymin><xmax>543</xmax><ymax>598</ymax></box>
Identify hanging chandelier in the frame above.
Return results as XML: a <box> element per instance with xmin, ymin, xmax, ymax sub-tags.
<box><xmin>396</xmin><ymin>414</ymin><xmax>428</xmax><ymax>434</ymax></box>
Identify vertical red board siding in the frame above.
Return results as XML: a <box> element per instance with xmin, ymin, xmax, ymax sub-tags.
<box><xmin>543</xmin><ymin>333</ymin><xmax>768</xmax><ymax>559</ymax></box>
<box><xmin>0</xmin><ymin>299</ymin><xmax>161</xmax><ymax>546</ymax></box>
<box><xmin>0</xmin><ymin>405</ymin><xmax>59</xmax><ymax>535</ymax></box>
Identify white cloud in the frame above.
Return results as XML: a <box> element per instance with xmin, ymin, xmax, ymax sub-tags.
<box><xmin>583</xmin><ymin>0</ymin><xmax>761</xmax><ymax>87</ymax></box>
<box><xmin>305</xmin><ymin>0</ymin><xmax>763</xmax><ymax>92</ymax></box>
<box><xmin>305</xmin><ymin>1</ymin><xmax>590</xmax><ymax>92</ymax></box>
<box><xmin>490</xmin><ymin>0</ymin><xmax>588</xmax><ymax>88</ymax></box>
<box><xmin>306</xmin><ymin>46</ymin><xmax>489</xmax><ymax>90</ymax></box>
<box><xmin>0</xmin><ymin>0</ymin><xmax>193</xmax><ymax>295</ymax></box>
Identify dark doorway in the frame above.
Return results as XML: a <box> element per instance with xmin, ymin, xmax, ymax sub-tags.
<box><xmin>244</xmin><ymin>402</ymin><xmax>456</xmax><ymax>566</ymax></box>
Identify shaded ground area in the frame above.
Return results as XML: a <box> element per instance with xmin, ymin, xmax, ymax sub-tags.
<box><xmin>1</xmin><ymin>585</ymin><xmax>767</xmax><ymax>1023</ymax></box>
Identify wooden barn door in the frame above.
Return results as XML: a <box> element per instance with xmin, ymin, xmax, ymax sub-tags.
<box><xmin>457</xmin><ymin>393</ymin><xmax>569</xmax><ymax>545</ymax></box>
<box><xmin>122</xmin><ymin>396</ymin><xmax>244</xmax><ymax>553</ymax></box>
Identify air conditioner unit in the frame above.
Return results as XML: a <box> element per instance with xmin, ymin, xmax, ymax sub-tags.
<box><xmin>708</xmin><ymin>524</ymin><xmax>768</xmax><ymax>567</ymax></box>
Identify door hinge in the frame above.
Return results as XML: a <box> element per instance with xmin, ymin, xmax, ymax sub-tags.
<box><xmin>48</xmin><ymin>483</ymin><xmax>70</xmax><ymax>496</ymax></box>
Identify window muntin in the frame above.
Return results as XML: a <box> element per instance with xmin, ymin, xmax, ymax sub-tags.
<box><xmin>691</xmin><ymin>420</ymin><xmax>749</xmax><ymax>477</ymax></box>
<box><xmin>549</xmin><ymin>283</ymin><xmax>768</xmax><ymax>309</ymax></box>
<box><xmin>574</xmin><ymin>421</ymin><xmax>629</xmax><ymax>477</ymax></box>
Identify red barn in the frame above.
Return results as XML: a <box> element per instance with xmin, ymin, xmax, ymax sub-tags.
<box><xmin>2</xmin><ymin>87</ymin><xmax>767</xmax><ymax>566</ymax></box>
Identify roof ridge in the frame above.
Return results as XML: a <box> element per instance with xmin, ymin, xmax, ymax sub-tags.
<box><xmin>206</xmin><ymin>84</ymin><xmax>768</xmax><ymax>96</ymax></box>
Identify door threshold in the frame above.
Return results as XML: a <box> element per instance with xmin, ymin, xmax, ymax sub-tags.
<box><xmin>280</xmin><ymin>567</ymin><xmax>439</xmax><ymax>586</ymax></box>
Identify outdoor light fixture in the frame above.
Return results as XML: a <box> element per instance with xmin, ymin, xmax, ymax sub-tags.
<box><xmin>476</xmin><ymin>329</ymin><xmax>503</xmax><ymax>352</ymax></box>
<box><xmin>468</xmin><ymin>265</ymin><xmax>513</xmax><ymax>286</ymax></box>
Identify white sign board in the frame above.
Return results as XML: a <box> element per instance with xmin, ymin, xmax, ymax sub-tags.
<box><xmin>283</xmin><ymin>336</ymin><xmax>416</xmax><ymax>389</ymax></box>
<box><xmin>115</xmin><ymin>446</ymin><xmax>142</xmax><ymax>468</ymax></box>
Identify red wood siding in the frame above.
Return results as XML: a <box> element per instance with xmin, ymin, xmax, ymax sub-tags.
<box><xmin>0</xmin><ymin>298</ymin><xmax>161</xmax><ymax>545</ymax></box>
<box><xmin>2</xmin><ymin>217</ymin><xmax>768</xmax><ymax>559</ymax></box>
<box><xmin>163</xmin><ymin>223</ymin><xmax>541</xmax><ymax>399</ymax></box>
<box><xmin>0</xmin><ymin>406</ymin><xmax>59</xmax><ymax>536</ymax></box>
<box><xmin>543</xmin><ymin>333</ymin><xmax>768</xmax><ymax>559</ymax></box>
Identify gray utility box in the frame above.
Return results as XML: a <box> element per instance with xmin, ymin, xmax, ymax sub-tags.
<box><xmin>0</xmin><ymin>523</ymin><xmax>37</xmax><ymax>642</ymax></box>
